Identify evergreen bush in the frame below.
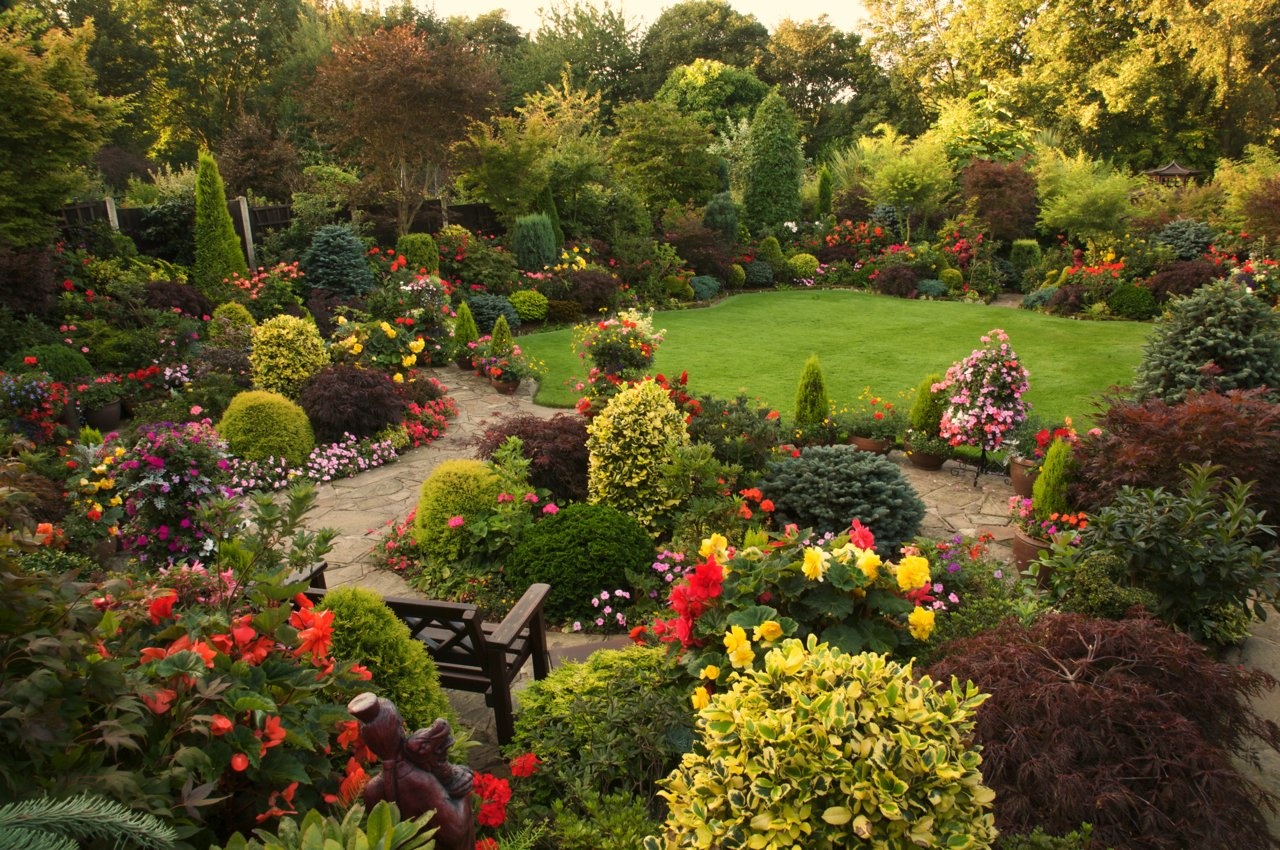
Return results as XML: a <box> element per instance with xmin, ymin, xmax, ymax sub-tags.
<box><xmin>218</xmin><ymin>390</ymin><xmax>315</xmax><ymax>466</ymax></box>
<box><xmin>908</xmin><ymin>372</ymin><xmax>947</xmax><ymax>436</ymax></box>
<box><xmin>1031</xmin><ymin>438</ymin><xmax>1075</xmax><ymax>521</ymax></box>
<box><xmin>546</xmin><ymin>298</ymin><xmax>584</xmax><ymax>325</ymax></box>
<box><xmin>301</xmin><ymin>224</ymin><xmax>376</xmax><ymax>297</ymax></box>
<box><xmin>792</xmin><ymin>354</ymin><xmax>829</xmax><ymax>433</ymax></box>
<box><xmin>510</xmin><ymin>213</ymin><xmax>559</xmax><ymax>271</ymax></box>
<box><xmin>506</xmin><ymin>503</ymin><xmax>652</xmax><ymax>623</ymax></box>
<box><xmin>917</xmin><ymin>278</ymin><xmax>948</xmax><ymax>298</ymax></box>
<box><xmin>1058</xmin><ymin>552</ymin><xmax>1158</xmax><ymax>620</ymax></box>
<box><xmin>395</xmin><ymin>232</ymin><xmax>439</xmax><ymax>274</ymax></box>
<box><xmin>702</xmin><ymin>191</ymin><xmax>738</xmax><ymax>242</ymax></box>
<box><xmin>939</xmin><ymin>267</ymin><xmax>964</xmax><ymax>294</ymax></box>
<box><xmin>536</xmin><ymin>183</ymin><xmax>565</xmax><ymax>246</ymax></box>
<box><xmin>689</xmin><ymin>275</ymin><xmax>720</xmax><ymax>301</ymax></box>
<box><xmin>464</xmin><ymin>292</ymin><xmax>520</xmax><ymax>334</ymax></box>
<box><xmin>1009</xmin><ymin>239</ymin><xmax>1042</xmax><ymax>290</ymax></box>
<box><xmin>488</xmin><ymin>314</ymin><xmax>514</xmax><ymax>357</ymax></box>
<box><xmin>6</xmin><ymin>345</ymin><xmax>92</xmax><ymax>381</ymax></box>
<box><xmin>757</xmin><ymin>235</ymin><xmax>788</xmax><ymax>279</ymax></box>
<box><xmin>742</xmin><ymin>259</ymin><xmax>773</xmax><ymax>287</ymax></box>
<box><xmin>741</xmin><ymin>92</ymin><xmax>803</xmax><ymax>232</ymax></box>
<box><xmin>508</xmin><ymin>289</ymin><xmax>549</xmax><ymax>322</ymax></box>
<box><xmin>298</xmin><ymin>364</ymin><xmax>404</xmax><ymax>442</ymax></box>
<box><xmin>1106</xmin><ymin>282</ymin><xmax>1158</xmax><ymax>320</ymax></box>
<box><xmin>1021</xmin><ymin>285</ymin><xmax>1058</xmax><ymax>311</ymax></box>
<box><xmin>1154</xmin><ymin>219</ymin><xmax>1217</xmax><ymax>261</ymax></box>
<box><xmin>1132</xmin><ymin>280</ymin><xmax>1280</xmax><ymax>403</ymax></box>
<box><xmin>587</xmin><ymin>381</ymin><xmax>690</xmax><ymax>534</ymax></box>
<box><xmin>663</xmin><ymin>275</ymin><xmax>694</xmax><ymax>300</ymax></box>
<box><xmin>205</xmin><ymin>302</ymin><xmax>256</xmax><ymax>348</ymax></box>
<box><xmin>816</xmin><ymin>165</ymin><xmax>833</xmax><ymax>217</ymax></box>
<box><xmin>317</xmin><ymin>586</ymin><xmax>455</xmax><ymax>732</ymax></box>
<box><xmin>452</xmin><ymin>300</ymin><xmax>479</xmax><ymax>357</ymax></box>
<box><xmin>786</xmin><ymin>252</ymin><xmax>820</xmax><ymax>282</ymax></box>
<box><xmin>727</xmin><ymin>263</ymin><xmax>746</xmax><ymax>290</ymax></box>
<box><xmin>193</xmin><ymin>149</ymin><xmax>247</xmax><ymax>300</ymax></box>
<box><xmin>249</xmin><ymin>315</ymin><xmax>330</xmax><ymax>398</ymax></box>
<box><xmin>411</xmin><ymin>459</ymin><xmax>501</xmax><ymax>564</ymax></box>
<box><xmin>760</xmin><ymin>444</ymin><xmax>926</xmax><ymax>553</ymax></box>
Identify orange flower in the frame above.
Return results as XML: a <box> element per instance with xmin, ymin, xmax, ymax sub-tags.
<box><xmin>142</xmin><ymin>687</ymin><xmax>177</xmax><ymax>714</ymax></box>
<box><xmin>149</xmin><ymin>590</ymin><xmax>179</xmax><ymax>624</ymax></box>
<box><xmin>294</xmin><ymin>608</ymin><xmax>334</xmax><ymax>660</ymax></box>
<box><xmin>231</xmin><ymin>752</ymin><xmax>249</xmax><ymax>772</ymax></box>
<box><xmin>210</xmin><ymin>714</ymin><xmax>233</xmax><ymax>736</ymax></box>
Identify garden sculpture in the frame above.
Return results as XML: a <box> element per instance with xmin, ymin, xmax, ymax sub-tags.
<box><xmin>347</xmin><ymin>692</ymin><xmax>475</xmax><ymax>850</ymax></box>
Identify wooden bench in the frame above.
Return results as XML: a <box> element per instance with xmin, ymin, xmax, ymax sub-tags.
<box><xmin>298</xmin><ymin>565</ymin><xmax>552</xmax><ymax>745</ymax></box>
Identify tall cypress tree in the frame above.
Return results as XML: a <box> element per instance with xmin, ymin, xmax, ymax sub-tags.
<box><xmin>742</xmin><ymin>91</ymin><xmax>803</xmax><ymax>233</ymax></box>
<box><xmin>193</xmin><ymin>149</ymin><xmax>247</xmax><ymax>299</ymax></box>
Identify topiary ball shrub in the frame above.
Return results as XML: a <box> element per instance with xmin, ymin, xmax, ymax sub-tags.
<box><xmin>760</xmin><ymin>444</ymin><xmax>926</xmax><ymax>554</ymax></box>
<box><xmin>249</xmin><ymin>314</ymin><xmax>330</xmax><ymax>399</ymax></box>
<box><xmin>464</xmin><ymin>292</ymin><xmax>520</xmax><ymax>335</ymax></box>
<box><xmin>1009</xmin><ymin>239</ymin><xmax>1043</xmax><ymax>290</ymax></box>
<box><xmin>298</xmin><ymin>364</ymin><xmax>404</xmax><ymax>443</ymax></box>
<box><xmin>511</xmin><ymin>645</ymin><xmax>692</xmax><ymax>811</ymax></box>
<box><xmin>926</xmin><ymin>613</ymin><xmax>1280</xmax><ymax>850</ymax></box>
<box><xmin>6</xmin><ymin>344</ymin><xmax>92</xmax><ymax>381</ymax></box>
<box><xmin>506</xmin><ymin>503</ymin><xmax>652</xmax><ymax>623</ymax></box>
<box><xmin>476</xmin><ymin>413</ymin><xmax>589</xmax><ymax>503</ymax></box>
<box><xmin>1131</xmin><ymin>280</ymin><xmax>1280</xmax><ymax>403</ymax></box>
<box><xmin>396</xmin><ymin>232</ymin><xmax>439</xmax><ymax>274</ymax></box>
<box><xmin>510</xmin><ymin>212</ymin><xmax>559</xmax><ymax>271</ymax></box>
<box><xmin>1106</xmin><ymin>282</ymin><xmax>1158</xmax><ymax>320</ymax></box>
<box><xmin>318</xmin><ymin>586</ymin><xmax>455</xmax><ymax>733</ymax></box>
<box><xmin>144</xmin><ymin>280</ymin><xmax>214</xmax><ymax>319</ymax></box>
<box><xmin>301</xmin><ymin>224</ymin><xmax>376</xmax><ymax>297</ymax></box>
<box><xmin>652</xmin><ymin>636</ymin><xmax>997</xmax><ymax>850</ymax></box>
<box><xmin>874</xmin><ymin>264</ymin><xmax>921</xmax><ymax>298</ymax></box>
<box><xmin>787</xmin><ymin>252</ymin><xmax>820</xmax><ymax>282</ymax></box>
<box><xmin>508</xmin><ymin>289</ymin><xmax>549</xmax><ymax>322</ymax></box>
<box><xmin>412</xmin><ymin>459</ymin><xmax>501</xmax><ymax>564</ymax></box>
<box><xmin>1145</xmin><ymin>259</ymin><xmax>1221</xmax><ymax>303</ymax></box>
<box><xmin>205</xmin><ymin>301</ymin><xmax>256</xmax><ymax>348</ymax></box>
<box><xmin>757</xmin><ymin>235</ymin><xmax>788</xmax><ymax>279</ymax></box>
<box><xmin>1154</xmin><ymin>219</ymin><xmax>1217</xmax><ymax>261</ymax></box>
<box><xmin>218</xmin><ymin>389</ymin><xmax>315</xmax><ymax>466</ymax></box>
<box><xmin>742</xmin><ymin>259</ymin><xmax>773</xmax><ymax>287</ymax></box>
<box><xmin>663</xmin><ymin>275</ymin><xmax>694</xmax><ymax>301</ymax></box>
<box><xmin>587</xmin><ymin>381</ymin><xmax>690</xmax><ymax>534</ymax></box>
<box><xmin>689</xmin><ymin>275</ymin><xmax>720</xmax><ymax>301</ymax></box>
<box><xmin>727</xmin><ymin>263</ymin><xmax>746</xmax><ymax>290</ymax></box>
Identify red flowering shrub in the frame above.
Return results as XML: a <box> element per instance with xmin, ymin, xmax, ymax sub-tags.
<box><xmin>926</xmin><ymin>613</ymin><xmax>1280</xmax><ymax>850</ymax></box>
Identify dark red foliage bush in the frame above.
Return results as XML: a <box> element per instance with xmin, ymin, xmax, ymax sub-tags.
<box><xmin>0</xmin><ymin>244</ymin><xmax>59</xmax><ymax>320</ymax></box>
<box><xmin>1071</xmin><ymin>389</ymin><xmax>1280</xmax><ymax>518</ymax></box>
<box><xmin>145</xmin><ymin>280</ymin><xmax>214</xmax><ymax>319</ymax></box>
<box><xmin>926</xmin><ymin>613</ymin><xmax>1280</xmax><ymax>850</ymax></box>
<box><xmin>567</xmin><ymin>268</ymin><xmax>620</xmax><ymax>315</ymax></box>
<box><xmin>1047</xmin><ymin>283</ymin><xmax>1087</xmax><ymax>315</ymax></box>
<box><xmin>663</xmin><ymin>222</ymin><xmax>733</xmax><ymax>280</ymax></box>
<box><xmin>960</xmin><ymin>158</ymin><xmax>1038</xmax><ymax>244</ymax></box>
<box><xmin>305</xmin><ymin>290</ymin><xmax>363</xmax><ymax>338</ymax></box>
<box><xmin>546</xmin><ymin>299</ymin><xmax>584</xmax><ymax>326</ymax></box>
<box><xmin>395</xmin><ymin>373</ymin><xmax>448</xmax><ymax>406</ymax></box>
<box><xmin>1241</xmin><ymin>175</ymin><xmax>1280</xmax><ymax>244</ymax></box>
<box><xmin>1146</xmin><ymin>259</ymin><xmax>1222</xmax><ymax>303</ymax></box>
<box><xmin>829</xmin><ymin>186</ymin><xmax>872</xmax><ymax>235</ymax></box>
<box><xmin>872</xmin><ymin>265</ymin><xmax>920</xmax><ymax>298</ymax></box>
<box><xmin>475</xmin><ymin>413</ymin><xmax>590</xmax><ymax>503</ymax></box>
<box><xmin>298</xmin><ymin>364</ymin><xmax>404</xmax><ymax>442</ymax></box>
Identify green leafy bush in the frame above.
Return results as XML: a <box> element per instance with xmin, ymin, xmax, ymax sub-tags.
<box><xmin>508</xmin><ymin>289</ymin><xmax>549</xmax><ymax>322</ymax></box>
<box><xmin>206</xmin><ymin>301</ymin><xmax>256</xmax><ymax>348</ymax></box>
<box><xmin>249</xmin><ymin>315</ymin><xmax>329</xmax><ymax>399</ymax></box>
<box><xmin>686</xmin><ymin>393</ymin><xmax>784</xmax><ymax>476</ymax></box>
<box><xmin>787</xmin><ymin>252</ymin><xmax>820</xmax><ymax>281</ymax></box>
<box><xmin>451</xmin><ymin>300</ymin><xmax>479</xmax><ymax>358</ymax></box>
<box><xmin>1080</xmin><ymin>463</ymin><xmax>1280</xmax><ymax>640</ymax></box>
<box><xmin>465</xmin><ymin>292</ymin><xmax>520</xmax><ymax>334</ymax></box>
<box><xmin>6</xmin><ymin>344</ymin><xmax>92</xmax><ymax>381</ymax></box>
<box><xmin>587</xmin><ymin>381</ymin><xmax>690</xmax><ymax>534</ymax></box>
<box><xmin>648</xmin><ymin>636</ymin><xmax>997</xmax><ymax>850</ymax></box>
<box><xmin>1131</xmin><ymin>280</ymin><xmax>1280</xmax><ymax>403</ymax></box>
<box><xmin>742</xmin><ymin>259</ymin><xmax>773</xmax><ymax>287</ymax></box>
<box><xmin>298</xmin><ymin>365</ymin><xmax>403</xmax><ymax>442</ymax></box>
<box><xmin>317</xmin><ymin>587</ymin><xmax>454</xmax><ymax>732</ymax></box>
<box><xmin>1057</xmin><ymin>552</ymin><xmax>1158</xmax><ymax>620</ymax></box>
<box><xmin>1154</xmin><ymin>219</ymin><xmax>1216</xmax><ymax>261</ymax></box>
<box><xmin>727</xmin><ymin>263</ymin><xmax>746</xmax><ymax>290</ymax></box>
<box><xmin>411</xmin><ymin>459</ymin><xmax>501</xmax><ymax>564</ymax></box>
<box><xmin>395</xmin><ymin>232</ymin><xmax>439</xmax><ymax>274</ymax></box>
<box><xmin>702</xmin><ymin>191</ymin><xmax>738</xmax><ymax>242</ymax></box>
<box><xmin>549</xmin><ymin>790</ymin><xmax>659</xmax><ymax>850</ymax></box>
<box><xmin>1009</xmin><ymin>239</ymin><xmax>1042</xmax><ymax>291</ymax></box>
<box><xmin>511</xmin><ymin>213</ymin><xmax>559</xmax><ymax>271</ymax></box>
<box><xmin>757</xmin><ymin>235</ymin><xmax>788</xmax><ymax>279</ymax></box>
<box><xmin>506</xmin><ymin>503</ymin><xmax>652</xmax><ymax>623</ymax></box>
<box><xmin>791</xmin><ymin>354</ymin><xmax>829</xmax><ymax>434</ymax></box>
<box><xmin>994</xmin><ymin>826</ymin><xmax>1095</xmax><ymax>850</ymax></box>
<box><xmin>511</xmin><ymin>645</ymin><xmax>691</xmax><ymax>810</ymax></box>
<box><xmin>940</xmin><ymin>267</ymin><xmax>964</xmax><ymax>294</ymax></box>
<box><xmin>301</xmin><ymin>224</ymin><xmax>376</xmax><ymax>297</ymax></box>
<box><xmin>213</xmin><ymin>802</ymin><xmax>437</xmax><ymax>850</ymax></box>
<box><xmin>1106</xmin><ymin>282</ymin><xmax>1158</xmax><ymax>319</ymax></box>
<box><xmin>218</xmin><ymin>390</ymin><xmax>315</xmax><ymax>466</ymax></box>
<box><xmin>760</xmin><ymin>444</ymin><xmax>926</xmax><ymax>553</ymax></box>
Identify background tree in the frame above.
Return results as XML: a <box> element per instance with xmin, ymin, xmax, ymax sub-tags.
<box><xmin>0</xmin><ymin>21</ymin><xmax>119</xmax><ymax>247</ymax></box>
<box><xmin>215</xmin><ymin>112</ymin><xmax>301</xmax><ymax>203</ymax></box>
<box><xmin>193</xmin><ymin>148</ymin><xmax>247</xmax><ymax>298</ymax></box>
<box><xmin>634</xmin><ymin>0</ymin><xmax>768</xmax><ymax>98</ymax></box>
<box><xmin>610</xmin><ymin>99</ymin><xmax>720</xmax><ymax>218</ymax></box>
<box><xmin>741</xmin><ymin>91</ymin><xmax>804</xmax><ymax>233</ymax></box>
<box><xmin>303</xmin><ymin>25</ymin><xmax>500</xmax><ymax>236</ymax></box>
<box><xmin>655</xmin><ymin>58</ymin><xmax>767</xmax><ymax>131</ymax></box>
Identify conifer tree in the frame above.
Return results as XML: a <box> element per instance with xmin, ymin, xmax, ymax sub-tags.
<box><xmin>193</xmin><ymin>149</ymin><xmax>247</xmax><ymax>298</ymax></box>
<box><xmin>793</xmin><ymin>354</ymin><xmax>830</xmax><ymax>433</ymax></box>
<box><xmin>742</xmin><ymin>91</ymin><xmax>803</xmax><ymax>233</ymax></box>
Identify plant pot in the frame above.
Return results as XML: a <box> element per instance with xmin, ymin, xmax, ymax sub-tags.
<box><xmin>907</xmin><ymin>447</ymin><xmax>946</xmax><ymax>470</ymax></box>
<box><xmin>83</xmin><ymin>399</ymin><xmax>122</xmax><ymax>431</ymax></box>
<box><xmin>1011</xmin><ymin>529</ymin><xmax>1053</xmax><ymax>586</ymax></box>
<box><xmin>454</xmin><ymin>355</ymin><xmax>473</xmax><ymax>371</ymax></box>
<box><xmin>59</xmin><ymin>401</ymin><xmax>80</xmax><ymax>430</ymax></box>
<box><xmin>490</xmin><ymin>376</ymin><xmax>521</xmax><ymax>395</ymax></box>
<box><xmin>850</xmin><ymin>436</ymin><xmax>893</xmax><ymax>455</ymax></box>
<box><xmin>1010</xmin><ymin>456</ymin><xmax>1039</xmax><ymax>498</ymax></box>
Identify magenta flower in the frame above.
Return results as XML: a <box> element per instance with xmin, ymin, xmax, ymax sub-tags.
<box><xmin>447</xmin><ymin>515</ymin><xmax>465</xmax><ymax>529</ymax></box>
<box><xmin>542</xmin><ymin>503</ymin><xmax>559</xmax><ymax>515</ymax></box>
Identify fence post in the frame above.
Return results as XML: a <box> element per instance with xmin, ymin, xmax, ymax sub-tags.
<box><xmin>103</xmin><ymin>197</ymin><xmax>120</xmax><ymax>230</ymax></box>
<box><xmin>233</xmin><ymin>196</ymin><xmax>256</xmax><ymax>269</ymax></box>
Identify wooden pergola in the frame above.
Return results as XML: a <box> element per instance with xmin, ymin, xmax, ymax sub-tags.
<box><xmin>1143</xmin><ymin>161</ymin><xmax>1202</xmax><ymax>185</ymax></box>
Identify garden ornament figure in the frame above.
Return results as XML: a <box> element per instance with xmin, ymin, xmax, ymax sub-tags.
<box><xmin>347</xmin><ymin>692</ymin><xmax>475</xmax><ymax>849</ymax></box>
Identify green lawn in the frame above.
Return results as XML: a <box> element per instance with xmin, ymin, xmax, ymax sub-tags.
<box><xmin>517</xmin><ymin>290</ymin><xmax>1152</xmax><ymax>426</ymax></box>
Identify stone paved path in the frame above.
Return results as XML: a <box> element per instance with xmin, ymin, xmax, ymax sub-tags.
<box><xmin>305</xmin><ymin>366</ymin><xmax>1280</xmax><ymax>826</ymax></box>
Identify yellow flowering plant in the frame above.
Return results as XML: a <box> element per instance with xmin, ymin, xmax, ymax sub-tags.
<box><xmin>637</xmin><ymin>520</ymin><xmax>940</xmax><ymax>697</ymax></box>
<box><xmin>328</xmin><ymin>317</ymin><xmax>428</xmax><ymax>376</ymax></box>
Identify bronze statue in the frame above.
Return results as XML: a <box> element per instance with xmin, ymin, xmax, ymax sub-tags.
<box><xmin>347</xmin><ymin>692</ymin><xmax>475</xmax><ymax>850</ymax></box>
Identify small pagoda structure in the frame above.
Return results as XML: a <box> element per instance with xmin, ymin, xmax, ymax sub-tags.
<box><xmin>1143</xmin><ymin>161</ymin><xmax>1201</xmax><ymax>185</ymax></box>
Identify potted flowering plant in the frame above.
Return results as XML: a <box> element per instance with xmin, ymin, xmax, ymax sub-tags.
<box><xmin>934</xmin><ymin>328</ymin><xmax>1031</xmax><ymax>479</ymax></box>
<box><xmin>75</xmin><ymin>373</ymin><xmax>124</xmax><ymax>429</ymax></box>
<box><xmin>573</xmin><ymin>309</ymin><xmax>664</xmax><ymax>378</ymax></box>
<box><xmin>845</xmin><ymin>389</ymin><xmax>904</xmax><ymax>452</ymax></box>
<box><xmin>479</xmin><ymin>343</ymin><xmax>544</xmax><ymax>394</ymax></box>
<box><xmin>1007</xmin><ymin>495</ymin><xmax>1086</xmax><ymax>583</ymax></box>
<box><xmin>0</xmin><ymin>371</ymin><xmax>70</xmax><ymax>443</ymax></box>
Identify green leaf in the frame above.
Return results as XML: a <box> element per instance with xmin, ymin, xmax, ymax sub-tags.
<box><xmin>726</xmin><ymin>605</ymin><xmax>779</xmax><ymax>630</ymax></box>
<box><xmin>821</xmin><ymin>805</ymin><xmax>852</xmax><ymax>825</ymax></box>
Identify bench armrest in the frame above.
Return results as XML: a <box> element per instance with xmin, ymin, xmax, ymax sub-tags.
<box><xmin>489</xmin><ymin>583</ymin><xmax>551</xmax><ymax>648</ymax></box>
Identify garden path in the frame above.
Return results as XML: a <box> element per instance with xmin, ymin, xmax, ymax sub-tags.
<box><xmin>303</xmin><ymin>367</ymin><xmax>1280</xmax><ymax>822</ymax></box>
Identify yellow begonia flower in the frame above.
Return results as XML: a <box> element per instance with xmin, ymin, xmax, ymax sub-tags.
<box><xmin>109</xmin><ymin>496</ymin><xmax>122</xmax><ymax>507</ymax></box>
<box><xmin>700</xmin><ymin>664</ymin><xmax>720</xmax><ymax>680</ymax></box>
<box><xmin>392</xmin><ymin>373</ymin><xmax>404</xmax><ymax>383</ymax></box>
<box><xmin>336</xmin><ymin>315</ymin><xmax>348</xmax><ymax>325</ymax></box>
<box><xmin>351</xmin><ymin>343</ymin><xmax>364</xmax><ymax>355</ymax></box>
<box><xmin>724</xmin><ymin>625</ymin><xmax>754</xmax><ymax>668</ymax></box>
<box><xmin>908</xmin><ymin>606</ymin><xmax>936</xmax><ymax>640</ymax></box>
<box><xmin>691</xmin><ymin>686</ymin><xmax>710</xmax><ymax>710</ymax></box>
<box><xmin>754</xmin><ymin>620</ymin><xmax>783</xmax><ymax>642</ymax></box>
<box><xmin>831</xmin><ymin>542</ymin><xmax>858</xmax><ymax>564</ymax></box>
<box><xmin>699</xmin><ymin>533</ymin><xmax>728</xmax><ymax>560</ymax></box>
<box><xmin>409</xmin><ymin>338</ymin><xmax>425</xmax><ymax>353</ymax></box>
<box><xmin>896</xmin><ymin>555</ymin><xmax>931</xmax><ymax>590</ymax></box>
<box><xmin>856</xmin><ymin>551</ymin><xmax>881</xmax><ymax>581</ymax></box>
<box><xmin>402</xmin><ymin>355</ymin><xmax>416</xmax><ymax>368</ymax></box>
<box><xmin>802</xmin><ymin>546</ymin><xmax>831</xmax><ymax>581</ymax></box>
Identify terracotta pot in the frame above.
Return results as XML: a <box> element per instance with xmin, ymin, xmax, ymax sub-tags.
<box><xmin>84</xmin><ymin>399</ymin><xmax>122</xmax><ymax>431</ymax></box>
<box><xmin>907</xmin><ymin>448</ymin><xmax>946</xmax><ymax>470</ymax></box>
<box><xmin>490</xmin><ymin>376</ymin><xmax>521</xmax><ymax>395</ymax></box>
<box><xmin>1010</xmin><ymin>456</ymin><xmax>1039</xmax><ymax>498</ymax></box>
<box><xmin>1012</xmin><ymin>528</ymin><xmax>1053</xmax><ymax>586</ymax></box>
<box><xmin>850</xmin><ymin>435</ymin><xmax>893</xmax><ymax>455</ymax></box>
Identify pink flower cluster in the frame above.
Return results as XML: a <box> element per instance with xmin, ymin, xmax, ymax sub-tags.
<box><xmin>933</xmin><ymin>329</ymin><xmax>1030</xmax><ymax>452</ymax></box>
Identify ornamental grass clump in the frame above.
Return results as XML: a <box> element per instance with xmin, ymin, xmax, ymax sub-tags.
<box><xmin>934</xmin><ymin>328</ymin><xmax>1030</xmax><ymax>453</ymax></box>
<box><xmin>646</xmin><ymin>635</ymin><xmax>996</xmax><ymax>850</ymax></box>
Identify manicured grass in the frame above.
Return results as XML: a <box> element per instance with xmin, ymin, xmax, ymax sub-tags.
<box><xmin>517</xmin><ymin>291</ymin><xmax>1152</xmax><ymax>426</ymax></box>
